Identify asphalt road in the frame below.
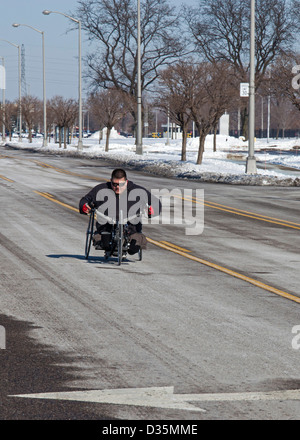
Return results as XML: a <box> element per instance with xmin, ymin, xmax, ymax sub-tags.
<box><xmin>0</xmin><ymin>145</ymin><xmax>300</xmax><ymax>421</ymax></box>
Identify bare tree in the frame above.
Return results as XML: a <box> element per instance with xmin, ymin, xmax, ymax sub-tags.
<box><xmin>0</xmin><ymin>101</ymin><xmax>18</xmax><ymax>140</ymax></box>
<box><xmin>191</xmin><ymin>62</ymin><xmax>237</xmax><ymax>164</ymax></box>
<box><xmin>270</xmin><ymin>96</ymin><xmax>296</xmax><ymax>138</ymax></box>
<box><xmin>186</xmin><ymin>0</ymin><xmax>298</xmax><ymax>137</ymax></box>
<box><xmin>157</xmin><ymin>61</ymin><xmax>195</xmax><ymax>161</ymax></box>
<box><xmin>76</xmin><ymin>0</ymin><xmax>185</xmax><ymax>133</ymax></box>
<box><xmin>48</xmin><ymin>96</ymin><xmax>78</xmax><ymax>148</ymax></box>
<box><xmin>88</xmin><ymin>88</ymin><xmax>128</xmax><ymax>151</ymax></box>
<box><xmin>267</xmin><ymin>53</ymin><xmax>300</xmax><ymax>136</ymax></box>
<box><xmin>157</xmin><ymin>60</ymin><xmax>236</xmax><ymax>163</ymax></box>
<box><xmin>21</xmin><ymin>95</ymin><xmax>41</xmax><ymax>143</ymax></box>
<box><xmin>87</xmin><ymin>93</ymin><xmax>106</xmax><ymax>144</ymax></box>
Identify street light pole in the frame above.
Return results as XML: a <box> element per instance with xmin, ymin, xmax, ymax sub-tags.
<box><xmin>42</xmin><ymin>10</ymin><xmax>83</xmax><ymax>150</ymax></box>
<box><xmin>0</xmin><ymin>57</ymin><xmax>5</xmax><ymax>142</ymax></box>
<box><xmin>246</xmin><ymin>0</ymin><xmax>257</xmax><ymax>174</ymax></box>
<box><xmin>12</xmin><ymin>23</ymin><xmax>47</xmax><ymax>147</ymax></box>
<box><xmin>78</xmin><ymin>19</ymin><xmax>83</xmax><ymax>149</ymax></box>
<box><xmin>165</xmin><ymin>107</ymin><xmax>170</xmax><ymax>146</ymax></box>
<box><xmin>267</xmin><ymin>93</ymin><xmax>270</xmax><ymax>143</ymax></box>
<box><xmin>0</xmin><ymin>40</ymin><xmax>22</xmax><ymax>142</ymax></box>
<box><xmin>136</xmin><ymin>0</ymin><xmax>143</xmax><ymax>154</ymax></box>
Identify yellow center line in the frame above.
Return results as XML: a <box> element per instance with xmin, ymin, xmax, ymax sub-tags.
<box><xmin>159</xmin><ymin>241</ymin><xmax>191</xmax><ymax>253</ymax></box>
<box><xmin>204</xmin><ymin>202</ymin><xmax>300</xmax><ymax>229</ymax></box>
<box><xmin>34</xmin><ymin>191</ymin><xmax>79</xmax><ymax>212</ymax></box>
<box><xmin>32</xmin><ymin>160</ymin><xmax>105</xmax><ymax>181</ymax></box>
<box><xmin>176</xmin><ymin>194</ymin><xmax>300</xmax><ymax>230</ymax></box>
<box><xmin>203</xmin><ymin>199</ymin><xmax>300</xmax><ymax>225</ymax></box>
<box><xmin>1</xmin><ymin>154</ymin><xmax>104</xmax><ymax>181</ymax></box>
<box><xmin>0</xmin><ymin>174</ymin><xmax>14</xmax><ymax>182</ymax></box>
<box><xmin>147</xmin><ymin>238</ymin><xmax>300</xmax><ymax>304</ymax></box>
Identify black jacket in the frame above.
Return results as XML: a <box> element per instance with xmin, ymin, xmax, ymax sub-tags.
<box><xmin>79</xmin><ymin>180</ymin><xmax>161</xmax><ymax>230</ymax></box>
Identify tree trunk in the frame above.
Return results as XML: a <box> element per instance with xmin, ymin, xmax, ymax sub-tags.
<box><xmin>64</xmin><ymin>126</ymin><xmax>67</xmax><ymax>149</ymax></box>
<box><xmin>197</xmin><ymin>134</ymin><xmax>206</xmax><ymax>165</ymax></box>
<box><xmin>28</xmin><ymin>125</ymin><xmax>33</xmax><ymax>143</ymax></box>
<box><xmin>181</xmin><ymin>128</ymin><xmax>187</xmax><ymax>161</ymax></box>
<box><xmin>58</xmin><ymin>127</ymin><xmax>62</xmax><ymax>148</ymax></box>
<box><xmin>213</xmin><ymin>125</ymin><xmax>217</xmax><ymax>152</ymax></box>
<box><xmin>105</xmin><ymin>127</ymin><xmax>111</xmax><ymax>152</ymax></box>
<box><xmin>240</xmin><ymin>106</ymin><xmax>249</xmax><ymax>140</ymax></box>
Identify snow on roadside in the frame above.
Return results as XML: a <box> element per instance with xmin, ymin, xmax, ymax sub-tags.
<box><xmin>3</xmin><ymin>133</ymin><xmax>300</xmax><ymax>186</ymax></box>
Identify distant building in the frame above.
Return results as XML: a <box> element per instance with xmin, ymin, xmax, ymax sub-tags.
<box><xmin>219</xmin><ymin>113</ymin><xmax>229</xmax><ymax>136</ymax></box>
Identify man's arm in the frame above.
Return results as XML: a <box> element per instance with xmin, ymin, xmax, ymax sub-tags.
<box><xmin>79</xmin><ymin>183</ymin><xmax>107</xmax><ymax>214</ymax></box>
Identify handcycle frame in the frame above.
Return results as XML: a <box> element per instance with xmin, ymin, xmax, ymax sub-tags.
<box><xmin>85</xmin><ymin>208</ymin><xmax>142</xmax><ymax>265</ymax></box>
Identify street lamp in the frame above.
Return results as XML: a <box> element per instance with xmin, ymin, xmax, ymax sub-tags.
<box><xmin>136</xmin><ymin>0</ymin><xmax>143</xmax><ymax>154</ymax></box>
<box><xmin>43</xmin><ymin>10</ymin><xmax>83</xmax><ymax>150</ymax></box>
<box><xmin>246</xmin><ymin>0</ymin><xmax>257</xmax><ymax>174</ymax></box>
<box><xmin>0</xmin><ymin>39</ymin><xmax>22</xmax><ymax>142</ymax></box>
<box><xmin>12</xmin><ymin>23</ymin><xmax>47</xmax><ymax>147</ymax></box>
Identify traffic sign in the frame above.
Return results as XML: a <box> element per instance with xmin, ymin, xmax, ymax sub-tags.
<box><xmin>0</xmin><ymin>66</ymin><xmax>6</xmax><ymax>90</ymax></box>
<box><xmin>240</xmin><ymin>82</ymin><xmax>249</xmax><ymax>97</ymax></box>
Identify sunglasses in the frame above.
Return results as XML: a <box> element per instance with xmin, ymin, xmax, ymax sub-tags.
<box><xmin>111</xmin><ymin>181</ymin><xmax>127</xmax><ymax>187</ymax></box>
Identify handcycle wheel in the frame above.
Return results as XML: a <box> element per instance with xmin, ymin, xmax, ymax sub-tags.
<box><xmin>117</xmin><ymin>223</ymin><xmax>123</xmax><ymax>266</ymax></box>
<box><xmin>138</xmin><ymin>248</ymin><xmax>142</xmax><ymax>261</ymax></box>
<box><xmin>85</xmin><ymin>210</ymin><xmax>95</xmax><ymax>260</ymax></box>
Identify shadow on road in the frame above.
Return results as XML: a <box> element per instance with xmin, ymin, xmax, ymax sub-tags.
<box><xmin>0</xmin><ymin>314</ymin><xmax>114</xmax><ymax>420</ymax></box>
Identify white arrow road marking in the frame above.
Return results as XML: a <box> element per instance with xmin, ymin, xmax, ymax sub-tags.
<box><xmin>10</xmin><ymin>387</ymin><xmax>204</xmax><ymax>412</ymax></box>
<box><xmin>9</xmin><ymin>386</ymin><xmax>300</xmax><ymax>413</ymax></box>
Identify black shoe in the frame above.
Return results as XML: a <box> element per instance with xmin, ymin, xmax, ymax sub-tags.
<box><xmin>128</xmin><ymin>240</ymin><xmax>140</xmax><ymax>255</ymax></box>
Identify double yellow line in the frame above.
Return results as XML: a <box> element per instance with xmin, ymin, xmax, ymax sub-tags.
<box><xmin>204</xmin><ymin>199</ymin><xmax>300</xmax><ymax>230</ymax></box>
<box><xmin>35</xmin><ymin>190</ymin><xmax>300</xmax><ymax>304</ymax></box>
<box><xmin>33</xmin><ymin>160</ymin><xmax>103</xmax><ymax>181</ymax></box>
<box><xmin>147</xmin><ymin>238</ymin><xmax>300</xmax><ymax>304</ymax></box>
<box><xmin>34</xmin><ymin>191</ymin><xmax>79</xmax><ymax>212</ymax></box>
<box><xmin>175</xmin><ymin>193</ymin><xmax>300</xmax><ymax>230</ymax></box>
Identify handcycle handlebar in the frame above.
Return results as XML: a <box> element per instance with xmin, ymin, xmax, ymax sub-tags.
<box><xmin>95</xmin><ymin>209</ymin><xmax>142</xmax><ymax>225</ymax></box>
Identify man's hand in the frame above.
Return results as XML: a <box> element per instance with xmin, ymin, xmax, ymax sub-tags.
<box><xmin>82</xmin><ymin>203</ymin><xmax>91</xmax><ymax>214</ymax></box>
<box><xmin>148</xmin><ymin>205</ymin><xmax>154</xmax><ymax>218</ymax></box>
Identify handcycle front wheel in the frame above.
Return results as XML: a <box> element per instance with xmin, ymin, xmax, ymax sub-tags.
<box><xmin>138</xmin><ymin>248</ymin><xmax>142</xmax><ymax>261</ymax></box>
<box><xmin>85</xmin><ymin>210</ymin><xmax>95</xmax><ymax>260</ymax></box>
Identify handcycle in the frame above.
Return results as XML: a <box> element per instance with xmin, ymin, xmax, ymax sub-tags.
<box><xmin>84</xmin><ymin>207</ymin><xmax>142</xmax><ymax>265</ymax></box>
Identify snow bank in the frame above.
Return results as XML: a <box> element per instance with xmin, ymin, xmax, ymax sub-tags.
<box><xmin>3</xmin><ymin>132</ymin><xmax>300</xmax><ymax>186</ymax></box>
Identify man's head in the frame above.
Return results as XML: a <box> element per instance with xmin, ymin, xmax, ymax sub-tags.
<box><xmin>111</xmin><ymin>168</ymin><xmax>128</xmax><ymax>195</ymax></box>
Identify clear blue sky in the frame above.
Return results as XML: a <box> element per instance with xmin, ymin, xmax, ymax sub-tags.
<box><xmin>0</xmin><ymin>0</ymin><xmax>197</xmax><ymax>102</ymax></box>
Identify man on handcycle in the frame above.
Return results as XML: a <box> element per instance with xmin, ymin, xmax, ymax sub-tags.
<box><xmin>79</xmin><ymin>168</ymin><xmax>161</xmax><ymax>255</ymax></box>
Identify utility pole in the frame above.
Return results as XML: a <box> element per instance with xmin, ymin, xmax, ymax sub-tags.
<box><xmin>136</xmin><ymin>0</ymin><xmax>143</xmax><ymax>154</ymax></box>
<box><xmin>21</xmin><ymin>44</ymin><xmax>27</xmax><ymax>96</ymax></box>
<box><xmin>246</xmin><ymin>0</ymin><xmax>257</xmax><ymax>174</ymax></box>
